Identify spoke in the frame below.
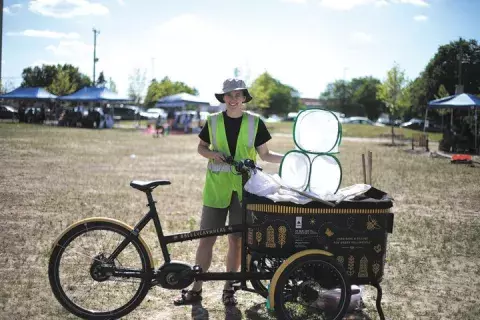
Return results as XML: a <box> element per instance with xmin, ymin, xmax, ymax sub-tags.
<box><xmin>57</xmin><ymin>244</ymin><xmax>105</xmax><ymax>263</ymax></box>
<box><xmin>56</xmin><ymin>226</ymin><xmax>146</xmax><ymax>313</ymax></box>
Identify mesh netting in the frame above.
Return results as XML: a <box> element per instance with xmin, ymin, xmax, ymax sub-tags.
<box><xmin>280</xmin><ymin>108</ymin><xmax>343</xmax><ymax>195</ymax></box>
<box><xmin>293</xmin><ymin>109</ymin><xmax>341</xmax><ymax>154</ymax></box>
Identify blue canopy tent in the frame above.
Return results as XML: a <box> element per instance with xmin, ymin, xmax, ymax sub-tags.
<box><xmin>57</xmin><ymin>86</ymin><xmax>132</xmax><ymax>102</ymax></box>
<box><xmin>427</xmin><ymin>93</ymin><xmax>480</xmax><ymax>152</ymax></box>
<box><xmin>0</xmin><ymin>87</ymin><xmax>57</xmax><ymax>100</ymax></box>
<box><xmin>155</xmin><ymin>93</ymin><xmax>210</xmax><ymax>108</ymax></box>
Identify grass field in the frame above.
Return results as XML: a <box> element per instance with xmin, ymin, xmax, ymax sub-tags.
<box><xmin>120</xmin><ymin>120</ymin><xmax>443</xmax><ymax>142</ymax></box>
<box><xmin>1</xmin><ymin>123</ymin><xmax>479</xmax><ymax>320</ymax></box>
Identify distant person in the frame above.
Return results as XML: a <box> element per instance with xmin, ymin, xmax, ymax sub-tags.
<box><xmin>166</xmin><ymin>110</ymin><xmax>176</xmax><ymax>135</ymax></box>
<box><xmin>183</xmin><ymin>113</ymin><xmax>193</xmax><ymax>133</ymax></box>
<box><xmin>155</xmin><ymin>115</ymin><xmax>165</xmax><ymax>137</ymax></box>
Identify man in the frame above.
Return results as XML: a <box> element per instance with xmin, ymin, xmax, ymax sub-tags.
<box><xmin>174</xmin><ymin>78</ymin><xmax>283</xmax><ymax>306</ymax></box>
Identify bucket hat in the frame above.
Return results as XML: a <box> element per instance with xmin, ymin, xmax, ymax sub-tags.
<box><xmin>215</xmin><ymin>78</ymin><xmax>253</xmax><ymax>103</ymax></box>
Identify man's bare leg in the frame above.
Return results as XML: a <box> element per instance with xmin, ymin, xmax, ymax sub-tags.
<box><xmin>191</xmin><ymin>236</ymin><xmax>217</xmax><ymax>291</ymax></box>
<box><xmin>224</xmin><ymin>234</ymin><xmax>242</xmax><ymax>290</ymax></box>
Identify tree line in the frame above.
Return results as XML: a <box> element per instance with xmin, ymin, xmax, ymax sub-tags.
<box><xmin>14</xmin><ymin>38</ymin><xmax>480</xmax><ymax>119</ymax></box>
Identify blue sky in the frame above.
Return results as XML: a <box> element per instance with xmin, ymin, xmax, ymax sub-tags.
<box><xmin>3</xmin><ymin>0</ymin><xmax>479</xmax><ymax>104</ymax></box>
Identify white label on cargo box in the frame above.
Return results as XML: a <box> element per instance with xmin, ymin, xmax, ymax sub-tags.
<box><xmin>296</xmin><ymin>217</ymin><xmax>302</xmax><ymax>229</ymax></box>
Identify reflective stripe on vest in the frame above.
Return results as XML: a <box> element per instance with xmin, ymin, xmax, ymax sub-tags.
<box><xmin>210</xmin><ymin>113</ymin><xmax>218</xmax><ymax>150</ymax></box>
<box><xmin>207</xmin><ymin>162</ymin><xmax>231</xmax><ymax>172</ymax></box>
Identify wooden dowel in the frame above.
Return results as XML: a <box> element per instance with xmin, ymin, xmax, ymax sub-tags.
<box><xmin>362</xmin><ymin>153</ymin><xmax>367</xmax><ymax>184</ymax></box>
<box><xmin>368</xmin><ymin>151</ymin><xmax>373</xmax><ymax>186</ymax></box>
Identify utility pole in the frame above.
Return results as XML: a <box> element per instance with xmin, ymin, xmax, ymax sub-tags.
<box><xmin>92</xmin><ymin>28</ymin><xmax>100</xmax><ymax>86</ymax></box>
<box><xmin>0</xmin><ymin>0</ymin><xmax>3</xmax><ymax>91</ymax></box>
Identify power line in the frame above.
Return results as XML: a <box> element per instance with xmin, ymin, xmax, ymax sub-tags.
<box><xmin>92</xmin><ymin>28</ymin><xmax>100</xmax><ymax>85</ymax></box>
<box><xmin>0</xmin><ymin>0</ymin><xmax>3</xmax><ymax>87</ymax></box>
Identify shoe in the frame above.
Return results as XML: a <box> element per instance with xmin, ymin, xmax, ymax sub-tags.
<box><xmin>222</xmin><ymin>289</ymin><xmax>237</xmax><ymax>306</ymax></box>
<box><xmin>173</xmin><ymin>289</ymin><xmax>202</xmax><ymax>306</ymax></box>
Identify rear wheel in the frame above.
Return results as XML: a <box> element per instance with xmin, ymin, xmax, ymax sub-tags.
<box><xmin>48</xmin><ymin>220</ymin><xmax>152</xmax><ymax>319</ymax></box>
<box><xmin>273</xmin><ymin>254</ymin><xmax>351</xmax><ymax>320</ymax></box>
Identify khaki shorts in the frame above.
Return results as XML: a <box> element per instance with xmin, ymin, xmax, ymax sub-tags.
<box><xmin>200</xmin><ymin>192</ymin><xmax>242</xmax><ymax>236</ymax></box>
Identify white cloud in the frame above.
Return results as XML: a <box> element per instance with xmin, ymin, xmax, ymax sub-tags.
<box><xmin>117</xmin><ymin>0</ymin><xmax>125</xmax><ymax>5</ymax></box>
<box><xmin>29</xmin><ymin>0</ymin><xmax>109</xmax><ymax>19</ymax></box>
<box><xmin>42</xmin><ymin>41</ymin><xmax>93</xmax><ymax>80</ymax></box>
<box><xmin>7</xmin><ymin>29</ymin><xmax>80</xmax><ymax>39</ymax></box>
<box><xmin>46</xmin><ymin>40</ymin><xmax>92</xmax><ymax>56</ymax></box>
<box><xmin>32</xmin><ymin>59</ymin><xmax>66</xmax><ymax>66</ymax></box>
<box><xmin>281</xmin><ymin>0</ymin><xmax>307</xmax><ymax>4</ymax></box>
<box><xmin>319</xmin><ymin>0</ymin><xmax>429</xmax><ymax>10</ymax></box>
<box><xmin>3</xmin><ymin>3</ymin><xmax>23</xmax><ymax>15</ymax></box>
<box><xmin>319</xmin><ymin>0</ymin><xmax>381</xmax><ymax>10</ymax></box>
<box><xmin>396</xmin><ymin>0</ymin><xmax>429</xmax><ymax>6</ymax></box>
<box><xmin>350</xmin><ymin>31</ymin><xmax>374</xmax><ymax>44</ymax></box>
<box><xmin>414</xmin><ymin>14</ymin><xmax>428</xmax><ymax>21</ymax></box>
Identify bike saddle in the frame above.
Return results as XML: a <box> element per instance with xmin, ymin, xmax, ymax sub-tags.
<box><xmin>130</xmin><ymin>180</ymin><xmax>171</xmax><ymax>192</ymax></box>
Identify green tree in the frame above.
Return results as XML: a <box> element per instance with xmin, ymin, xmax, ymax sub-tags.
<box><xmin>0</xmin><ymin>80</ymin><xmax>15</xmax><ymax>94</ymax></box>
<box><xmin>377</xmin><ymin>62</ymin><xmax>411</xmax><ymax>145</ymax></box>
<box><xmin>319</xmin><ymin>77</ymin><xmax>384</xmax><ymax>118</ymax></box>
<box><xmin>434</xmin><ymin>84</ymin><xmax>450</xmax><ymax>99</ymax></box>
<box><xmin>433</xmin><ymin>84</ymin><xmax>451</xmax><ymax>128</ymax></box>
<box><xmin>350</xmin><ymin>77</ymin><xmax>384</xmax><ymax>119</ymax></box>
<box><xmin>48</xmin><ymin>69</ymin><xmax>77</xmax><ymax>96</ymax></box>
<box><xmin>409</xmin><ymin>38</ymin><xmax>480</xmax><ymax>114</ymax></box>
<box><xmin>21</xmin><ymin>64</ymin><xmax>91</xmax><ymax>89</ymax></box>
<box><xmin>249</xmin><ymin>72</ymin><xmax>299</xmax><ymax>116</ymax></box>
<box><xmin>143</xmin><ymin>77</ymin><xmax>198</xmax><ymax>108</ymax></box>
<box><xmin>97</xmin><ymin>72</ymin><xmax>106</xmax><ymax>86</ymax></box>
<box><xmin>128</xmin><ymin>68</ymin><xmax>147</xmax><ymax>104</ymax></box>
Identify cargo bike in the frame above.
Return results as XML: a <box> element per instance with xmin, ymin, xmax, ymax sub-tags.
<box><xmin>48</xmin><ymin>109</ymin><xmax>395</xmax><ymax>320</ymax></box>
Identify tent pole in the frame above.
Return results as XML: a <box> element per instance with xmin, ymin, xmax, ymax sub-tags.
<box><xmin>475</xmin><ymin>107</ymin><xmax>478</xmax><ymax>154</ymax></box>
<box><xmin>423</xmin><ymin>107</ymin><xmax>429</xmax><ymax>132</ymax></box>
<box><xmin>451</xmin><ymin>108</ymin><xmax>453</xmax><ymax>126</ymax></box>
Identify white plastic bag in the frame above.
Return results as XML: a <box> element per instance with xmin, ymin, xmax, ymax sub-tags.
<box><xmin>244</xmin><ymin>170</ymin><xmax>280</xmax><ymax>196</ymax></box>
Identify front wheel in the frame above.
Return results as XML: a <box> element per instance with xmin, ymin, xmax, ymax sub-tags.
<box><xmin>48</xmin><ymin>219</ymin><xmax>153</xmax><ymax>319</ymax></box>
<box><xmin>273</xmin><ymin>254</ymin><xmax>351</xmax><ymax>320</ymax></box>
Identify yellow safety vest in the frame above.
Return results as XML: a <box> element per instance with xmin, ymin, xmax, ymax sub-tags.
<box><xmin>203</xmin><ymin>111</ymin><xmax>259</xmax><ymax>208</ymax></box>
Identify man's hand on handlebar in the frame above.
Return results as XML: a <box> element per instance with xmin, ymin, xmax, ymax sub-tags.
<box><xmin>210</xmin><ymin>151</ymin><xmax>227</xmax><ymax>163</ymax></box>
<box><xmin>223</xmin><ymin>157</ymin><xmax>262</xmax><ymax>174</ymax></box>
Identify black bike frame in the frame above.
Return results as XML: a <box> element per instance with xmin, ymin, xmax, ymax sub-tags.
<box><xmin>107</xmin><ymin>171</ymin><xmax>272</xmax><ymax>285</ymax></box>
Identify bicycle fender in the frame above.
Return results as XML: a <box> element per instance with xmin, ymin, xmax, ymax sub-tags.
<box><xmin>50</xmin><ymin>217</ymin><xmax>155</xmax><ymax>268</ymax></box>
<box><xmin>267</xmin><ymin>249</ymin><xmax>333</xmax><ymax>310</ymax></box>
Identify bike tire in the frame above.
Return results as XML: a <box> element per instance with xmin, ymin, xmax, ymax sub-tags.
<box><xmin>48</xmin><ymin>219</ymin><xmax>153</xmax><ymax>319</ymax></box>
<box><xmin>273</xmin><ymin>254</ymin><xmax>351</xmax><ymax>320</ymax></box>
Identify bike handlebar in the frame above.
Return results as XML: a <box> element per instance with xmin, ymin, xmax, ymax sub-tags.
<box><xmin>223</xmin><ymin>156</ymin><xmax>261</xmax><ymax>175</ymax></box>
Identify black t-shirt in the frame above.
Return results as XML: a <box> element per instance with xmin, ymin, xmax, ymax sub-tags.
<box><xmin>198</xmin><ymin>112</ymin><xmax>272</xmax><ymax>157</ymax></box>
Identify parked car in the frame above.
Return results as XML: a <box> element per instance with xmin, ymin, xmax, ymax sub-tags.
<box><xmin>265</xmin><ymin>114</ymin><xmax>284</xmax><ymax>123</ymax></box>
<box><xmin>107</xmin><ymin>106</ymin><xmax>141</xmax><ymax>121</ymax></box>
<box><xmin>286</xmin><ymin>112</ymin><xmax>298</xmax><ymax>121</ymax></box>
<box><xmin>0</xmin><ymin>105</ymin><xmax>18</xmax><ymax>119</ymax></box>
<box><xmin>343</xmin><ymin>117</ymin><xmax>375</xmax><ymax>125</ymax></box>
<box><xmin>400</xmin><ymin>118</ymin><xmax>442</xmax><ymax>132</ymax></box>
<box><xmin>140</xmin><ymin>108</ymin><xmax>166</xmax><ymax>121</ymax></box>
